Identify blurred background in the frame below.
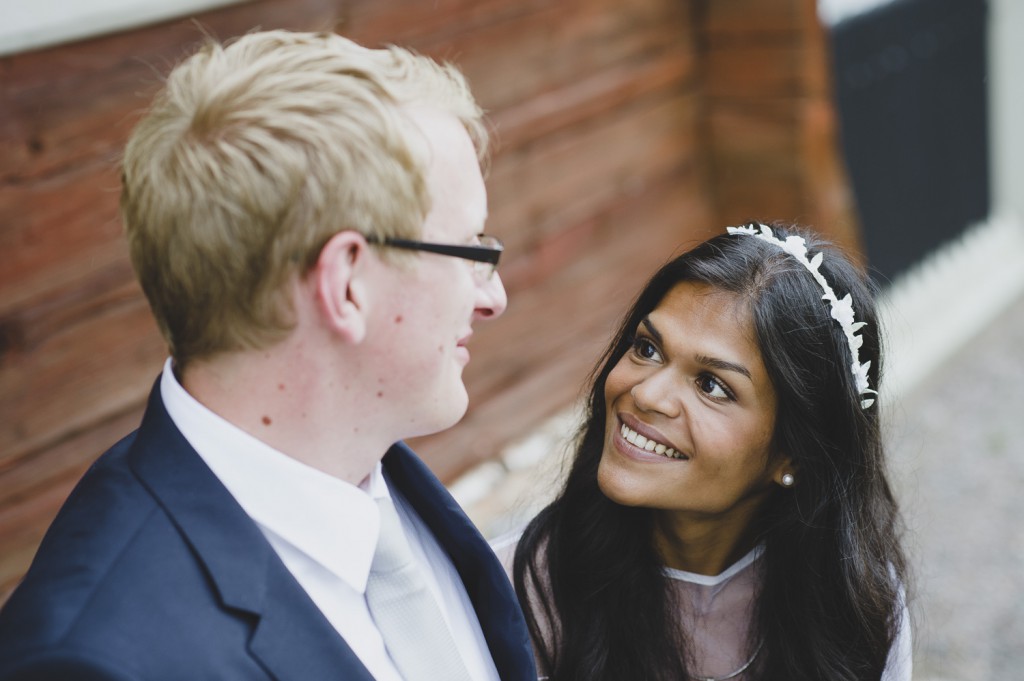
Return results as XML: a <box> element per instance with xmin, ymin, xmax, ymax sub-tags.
<box><xmin>1</xmin><ymin>0</ymin><xmax>1020</xmax><ymax>678</ymax></box>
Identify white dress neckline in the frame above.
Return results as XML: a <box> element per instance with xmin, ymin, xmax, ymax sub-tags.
<box><xmin>661</xmin><ymin>545</ymin><xmax>764</xmax><ymax>587</ymax></box>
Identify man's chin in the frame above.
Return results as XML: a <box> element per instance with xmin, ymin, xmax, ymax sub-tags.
<box><xmin>436</xmin><ymin>393</ymin><xmax>470</xmax><ymax>431</ymax></box>
<box><xmin>405</xmin><ymin>389</ymin><xmax>469</xmax><ymax>440</ymax></box>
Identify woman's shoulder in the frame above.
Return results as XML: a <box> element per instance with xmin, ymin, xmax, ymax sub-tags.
<box><xmin>488</xmin><ymin>525</ymin><xmax>558</xmax><ymax>672</ymax></box>
<box><xmin>488</xmin><ymin>529</ymin><xmax>522</xmax><ymax>578</ymax></box>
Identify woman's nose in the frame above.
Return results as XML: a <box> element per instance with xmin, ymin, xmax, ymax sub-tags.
<box><xmin>630</xmin><ymin>369</ymin><xmax>681</xmax><ymax>418</ymax></box>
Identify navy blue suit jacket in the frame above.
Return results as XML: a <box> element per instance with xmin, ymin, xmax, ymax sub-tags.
<box><xmin>0</xmin><ymin>382</ymin><xmax>535</xmax><ymax>681</ymax></box>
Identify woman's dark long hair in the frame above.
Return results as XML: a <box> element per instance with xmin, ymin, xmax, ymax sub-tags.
<box><xmin>513</xmin><ymin>225</ymin><xmax>908</xmax><ymax>681</ymax></box>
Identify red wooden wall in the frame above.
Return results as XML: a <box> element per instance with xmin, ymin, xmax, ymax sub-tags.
<box><xmin>0</xmin><ymin>0</ymin><xmax>856</xmax><ymax>600</ymax></box>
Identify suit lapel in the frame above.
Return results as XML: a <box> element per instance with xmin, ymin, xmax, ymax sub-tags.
<box><xmin>247</xmin><ymin>572</ymin><xmax>374</xmax><ymax>681</ymax></box>
<box><xmin>128</xmin><ymin>382</ymin><xmax>374</xmax><ymax>681</ymax></box>
<box><xmin>383</xmin><ymin>443</ymin><xmax>536</xmax><ymax>681</ymax></box>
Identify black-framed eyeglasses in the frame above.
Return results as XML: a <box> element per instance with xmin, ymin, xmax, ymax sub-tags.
<box><xmin>366</xmin><ymin>234</ymin><xmax>503</xmax><ymax>280</ymax></box>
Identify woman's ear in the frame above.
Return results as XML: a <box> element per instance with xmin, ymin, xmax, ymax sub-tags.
<box><xmin>772</xmin><ymin>456</ymin><xmax>798</xmax><ymax>488</ymax></box>
<box><xmin>313</xmin><ymin>230</ymin><xmax>370</xmax><ymax>344</ymax></box>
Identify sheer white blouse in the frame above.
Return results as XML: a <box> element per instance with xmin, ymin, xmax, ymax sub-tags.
<box><xmin>493</xmin><ymin>537</ymin><xmax>912</xmax><ymax>681</ymax></box>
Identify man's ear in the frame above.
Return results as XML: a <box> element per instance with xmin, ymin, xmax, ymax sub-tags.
<box><xmin>313</xmin><ymin>230</ymin><xmax>371</xmax><ymax>344</ymax></box>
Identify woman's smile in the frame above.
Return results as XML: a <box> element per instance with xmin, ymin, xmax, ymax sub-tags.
<box><xmin>614</xmin><ymin>415</ymin><xmax>688</xmax><ymax>461</ymax></box>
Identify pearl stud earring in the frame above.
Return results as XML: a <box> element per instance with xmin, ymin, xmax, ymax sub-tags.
<box><xmin>781</xmin><ymin>473</ymin><xmax>795</xmax><ymax>487</ymax></box>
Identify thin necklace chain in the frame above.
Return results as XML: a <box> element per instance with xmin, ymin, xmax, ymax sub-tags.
<box><xmin>688</xmin><ymin>640</ymin><xmax>764</xmax><ymax>681</ymax></box>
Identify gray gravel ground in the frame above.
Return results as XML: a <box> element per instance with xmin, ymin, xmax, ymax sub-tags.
<box><xmin>885</xmin><ymin>291</ymin><xmax>1024</xmax><ymax>681</ymax></box>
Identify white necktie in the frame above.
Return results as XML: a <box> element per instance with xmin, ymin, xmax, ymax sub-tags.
<box><xmin>365</xmin><ymin>496</ymin><xmax>474</xmax><ymax>681</ymax></box>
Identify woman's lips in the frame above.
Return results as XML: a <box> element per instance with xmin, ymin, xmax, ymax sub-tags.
<box><xmin>614</xmin><ymin>415</ymin><xmax>689</xmax><ymax>462</ymax></box>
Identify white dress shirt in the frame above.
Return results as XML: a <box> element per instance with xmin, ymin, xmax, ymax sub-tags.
<box><xmin>160</xmin><ymin>359</ymin><xmax>499</xmax><ymax>680</ymax></box>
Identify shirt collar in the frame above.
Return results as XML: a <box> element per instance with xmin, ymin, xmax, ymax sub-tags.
<box><xmin>159</xmin><ymin>358</ymin><xmax>385</xmax><ymax>592</ymax></box>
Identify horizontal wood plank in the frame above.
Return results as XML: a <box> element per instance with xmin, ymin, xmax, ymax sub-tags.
<box><xmin>0</xmin><ymin>0</ymin><xmax>343</xmax><ymax>184</ymax></box>
<box><xmin>490</xmin><ymin>88</ymin><xmax>701</xmax><ymax>273</ymax></box>
<box><xmin>702</xmin><ymin>41</ymin><xmax>807</xmax><ymax>98</ymax></box>
<box><xmin>0</xmin><ymin>163</ymin><xmax>126</xmax><ymax>316</ymax></box>
<box><xmin>701</xmin><ymin>0</ymin><xmax>803</xmax><ymax>34</ymax></box>
<box><xmin>0</xmin><ymin>296</ymin><xmax>166</xmax><ymax>468</ymax></box>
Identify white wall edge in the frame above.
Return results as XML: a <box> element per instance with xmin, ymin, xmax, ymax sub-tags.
<box><xmin>0</xmin><ymin>0</ymin><xmax>250</xmax><ymax>58</ymax></box>
<box><xmin>879</xmin><ymin>213</ymin><xmax>1024</xmax><ymax>406</ymax></box>
<box><xmin>816</xmin><ymin>0</ymin><xmax>899</xmax><ymax>27</ymax></box>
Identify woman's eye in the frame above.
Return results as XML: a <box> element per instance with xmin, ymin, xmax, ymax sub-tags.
<box><xmin>697</xmin><ymin>373</ymin><xmax>734</xmax><ymax>401</ymax></box>
<box><xmin>632</xmin><ymin>336</ymin><xmax>661</xmax><ymax>361</ymax></box>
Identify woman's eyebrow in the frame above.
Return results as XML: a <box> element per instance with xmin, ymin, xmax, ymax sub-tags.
<box><xmin>696</xmin><ymin>354</ymin><xmax>752</xmax><ymax>381</ymax></box>
<box><xmin>640</xmin><ymin>317</ymin><xmax>663</xmax><ymax>346</ymax></box>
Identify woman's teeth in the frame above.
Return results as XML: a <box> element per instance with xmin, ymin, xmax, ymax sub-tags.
<box><xmin>620</xmin><ymin>424</ymin><xmax>684</xmax><ymax>459</ymax></box>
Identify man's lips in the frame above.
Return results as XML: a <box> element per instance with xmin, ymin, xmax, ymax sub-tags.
<box><xmin>455</xmin><ymin>333</ymin><xmax>472</xmax><ymax>363</ymax></box>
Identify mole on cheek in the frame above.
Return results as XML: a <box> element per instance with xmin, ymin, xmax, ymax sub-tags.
<box><xmin>261</xmin><ymin>416</ymin><xmax>272</xmax><ymax>426</ymax></box>
<box><xmin>377</xmin><ymin>391</ymin><xmax>384</xmax><ymax>398</ymax></box>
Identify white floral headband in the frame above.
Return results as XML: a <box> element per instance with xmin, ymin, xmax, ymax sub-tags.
<box><xmin>726</xmin><ymin>223</ymin><xmax>876</xmax><ymax>409</ymax></box>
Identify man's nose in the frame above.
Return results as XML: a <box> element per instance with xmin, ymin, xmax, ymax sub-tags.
<box><xmin>474</xmin><ymin>271</ymin><xmax>508</xmax><ymax>319</ymax></box>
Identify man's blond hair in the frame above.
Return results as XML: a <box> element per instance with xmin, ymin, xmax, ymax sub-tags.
<box><xmin>121</xmin><ymin>30</ymin><xmax>487</xmax><ymax>366</ymax></box>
